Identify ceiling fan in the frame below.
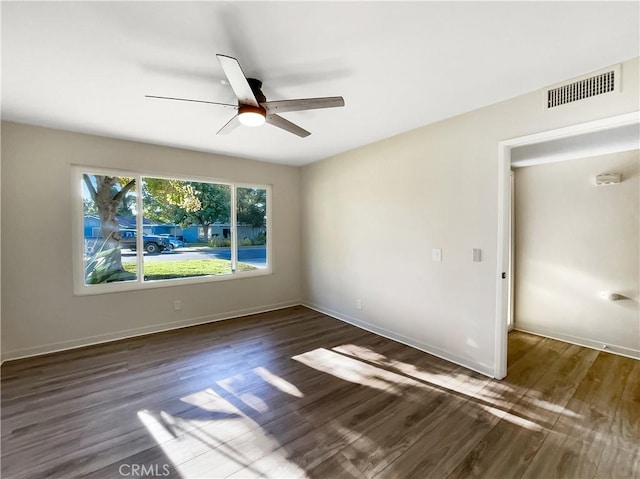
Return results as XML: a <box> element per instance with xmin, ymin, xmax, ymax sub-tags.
<box><xmin>146</xmin><ymin>54</ymin><xmax>345</xmax><ymax>138</ymax></box>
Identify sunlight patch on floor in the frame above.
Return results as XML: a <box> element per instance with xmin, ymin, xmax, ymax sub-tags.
<box><xmin>520</xmin><ymin>395</ymin><xmax>582</xmax><ymax>418</ymax></box>
<box><xmin>224</xmin><ymin>446</ymin><xmax>307</xmax><ymax>479</ymax></box>
<box><xmin>138</xmin><ymin>397</ymin><xmax>275</xmax><ymax>476</ymax></box>
<box><xmin>216</xmin><ymin>374</ymin><xmax>272</xmax><ymax>414</ymax></box>
<box><xmin>136</xmin><ymin>365</ymin><xmax>314</xmax><ymax>477</ymax></box>
<box><xmin>254</xmin><ymin>366</ymin><xmax>304</xmax><ymax>398</ymax></box>
<box><xmin>481</xmin><ymin>405</ymin><xmax>545</xmax><ymax>432</ymax></box>
<box><xmin>136</xmin><ymin>409</ymin><xmax>220</xmax><ymax>472</ymax></box>
<box><xmin>332</xmin><ymin>343</ymin><xmax>461</xmax><ymax>390</ymax></box>
<box><xmin>137</xmin><ymin>409</ymin><xmax>181</xmax><ymax>444</ymax></box>
<box><xmin>180</xmin><ymin>388</ymin><xmax>227</xmax><ymax>409</ymax></box>
<box><xmin>293</xmin><ymin>347</ymin><xmax>430</xmax><ymax>397</ymax></box>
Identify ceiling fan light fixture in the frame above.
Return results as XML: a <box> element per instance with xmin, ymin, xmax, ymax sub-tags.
<box><xmin>238</xmin><ymin>105</ymin><xmax>266</xmax><ymax>127</ymax></box>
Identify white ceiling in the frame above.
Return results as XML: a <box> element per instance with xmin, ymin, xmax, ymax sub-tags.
<box><xmin>2</xmin><ymin>1</ymin><xmax>639</xmax><ymax>166</ymax></box>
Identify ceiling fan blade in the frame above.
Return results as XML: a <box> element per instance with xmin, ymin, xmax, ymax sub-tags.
<box><xmin>145</xmin><ymin>95</ymin><xmax>237</xmax><ymax>109</ymax></box>
<box><xmin>216</xmin><ymin>54</ymin><xmax>259</xmax><ymax>107</ymax></box>
<box><xmin>261</xmin><ymin>96</ymin><xmax>345</xmax><ymax>114</ymax></box>
<box><xmin>217</xmin><ymin>115</ymin><xmax>242</xmax><ymax>135</ymax></box>
<box><xmin>266</xmin><ymin>114</ymin><xmax>311</xmax><ymax>138</ymax></box>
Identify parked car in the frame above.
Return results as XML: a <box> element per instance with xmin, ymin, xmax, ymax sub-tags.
<box><xmin>158</xmin><ymin>234</ymin><xmax>185</xmax><ymax>250</ymax></box>
<box><xmin>119</xmin><ymin>229</ymin><xmax>171</xmax><ymax>254</ymax></box>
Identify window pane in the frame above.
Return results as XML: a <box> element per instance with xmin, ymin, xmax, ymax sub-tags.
<box><xmin>237</xmin><ymin>187</ymin><xmax>267</xmax><ymax>271</ymax></box>
<box><xmin>82</xmin><ymin>173</ymin><xmax>138</xmax><ymax>284</ymax></box>
<box><xmin>76</xmin><ymin>169</ymin><xmax>271</xmax><ymax>294</ymax></box>
<box><xmin>142</xmin><ymin>178</ymin><xmax>233</xmax><ymax>280</ymax></box>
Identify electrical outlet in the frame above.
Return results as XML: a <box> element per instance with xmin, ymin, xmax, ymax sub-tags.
<box><xmin>356</xmin><ymin>299</ymin><xmax>362</xmax><ymax>310</ymax></box>
<box><xmin>174</xmin><ymin>300</ymin><xmax>182</xmax><ymax>311</ymax></box>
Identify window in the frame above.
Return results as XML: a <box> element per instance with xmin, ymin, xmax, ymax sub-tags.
<box><xmin>73</xmin><ymin>167</ymin><xmax>271</xmax><ymax>294</ymax></box>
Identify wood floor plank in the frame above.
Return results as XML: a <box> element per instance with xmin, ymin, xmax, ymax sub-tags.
<box><xmin>507</xmin><ymin>330</ymin><xmax>543</xmax><ymax>366</ymax></box>
<box><xmin>594</xmin><ymin>440</ymin><xmax>640</xmax><ymax>479</ymax></box>
<box><xmin>488</xmin><ymin>336</ymin><xmax>572</xmax><ymax>405</ymax></box>
<box><xmin>609</xmin><ymin>357</ymin><xmax>640</xmax><ymax>452</ymax></box>
<box><xmin>374</xmin><ymin>395</ymin><xmax>503</xmax><ymax>479</ymax></box>
<box><xmin>1</xmin><ymin>306</ymin><xmax>637</xmax><ymax>479</ymax></box>
<box><xmin>305</xmin><ymin>451</ymin><xmax>366</xmax><ymax>479</ymax></box>
<box><xmin>446</xmin><ymin>414</ymin><xmax>547</xmax><ymax>479</ymax></box>
<box><xmin>446</xmin><ymin>343</ymin><xmax>599</xmax><ymax>479</ymax></box>
<box><xmin>513</xmin><ymin>344</ymin><xmax>599</xmax><ymax>430</ymax></box>
<box><xmin>521</xmin><ymin>352</ymin><xmax>635</xmax><ymax>479</ymax></box>
<box><xmin>378</xmin><ymin>336</ymin><xmax>570</xmax><ymax>479</ymax></box>
<box><xmin>340</xmin><ymin>376</ymin><xmax>472</xmax><ymax>477</ymax></box>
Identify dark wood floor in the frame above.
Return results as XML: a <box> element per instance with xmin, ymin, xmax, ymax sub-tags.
<box><xmin>1</xmin><ymin>306</ymin><xmax>638</xmax><ymax>478</ymax></box>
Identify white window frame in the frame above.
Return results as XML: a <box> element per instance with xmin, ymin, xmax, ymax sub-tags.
<box><xmin>72</xmin><ymin>165</ymin><xmax>272</xmax><ymax>295</ymax></box>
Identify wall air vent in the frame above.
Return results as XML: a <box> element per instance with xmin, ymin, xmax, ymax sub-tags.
<box><xmin>545</xmin><ymin>64</ymin><xmax>620</xmax><ymax>109</ymax></box>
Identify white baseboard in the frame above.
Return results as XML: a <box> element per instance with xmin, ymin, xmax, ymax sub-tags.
<box><xmin>1</xmin><ymin>300</ymin><xmax>301</xmax><ymax>363</ymax></box>
<box><xmin>514</xmin><ymin>324</ymin><xmax>640</xmax><ymax>360</ymax></box>
<box><xmin>302</xmin><ymin>301</ymin><xmax>496</xmax><ymax>378</ymax></box>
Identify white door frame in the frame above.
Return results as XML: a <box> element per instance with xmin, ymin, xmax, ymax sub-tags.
<box><xmin>508</xmin><ymin>170</ymin><xmax>515</xmax><ymax>333</ymax></box>
<box><xmin>494</xmin><ymin>111</ymin><xmax>640</xmax><ymax>379</ymax></box>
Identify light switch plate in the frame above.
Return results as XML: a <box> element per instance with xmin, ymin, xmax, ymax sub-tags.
<box><xmin>432</xmin><ymin>248</ymin><xmax>442</xmax><ymax>262</ymax></box>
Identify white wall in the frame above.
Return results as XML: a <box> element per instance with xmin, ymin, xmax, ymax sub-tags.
<box><xmin>0</xmin><ymin>122</ymin><xmax>302</xmax><ymax>360</ymax></box>
<box><xmin>300</xmin><ymin>57</ymin><xmax>639</xmax><ymax>376</ymax></box>
<box><xmin>514</xmin><ymin>151</ymin><xmax>639</xmax><ymax>358</ymax></box>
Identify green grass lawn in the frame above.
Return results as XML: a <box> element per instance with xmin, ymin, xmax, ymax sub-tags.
<box><xmin>123</xmin><ymin>259</ymin><xmax>256</xmax><ymax>280</ymax></box>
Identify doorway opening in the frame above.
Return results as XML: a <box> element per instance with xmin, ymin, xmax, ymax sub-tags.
<box><xmin>494</xmin><ymin>112</ymin><xmax>640</xmax><ymax>379</ymax></box>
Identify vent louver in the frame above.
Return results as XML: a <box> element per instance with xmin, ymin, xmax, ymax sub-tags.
<box><xmin>546</xmin><ymin>65</ymin><xmax>620</xmax><ymax>109</ymax></box>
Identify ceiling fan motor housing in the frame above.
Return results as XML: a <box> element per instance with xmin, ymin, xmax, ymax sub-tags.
<box><xmin>247</xmin><ymin>78</ymin><xmax>267</xmax><ymax>103</ymax></box>
<box><xmin>237</xmin><ymin>78</ymin><xmax>267</xmax><ymax>126</ymax></box>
